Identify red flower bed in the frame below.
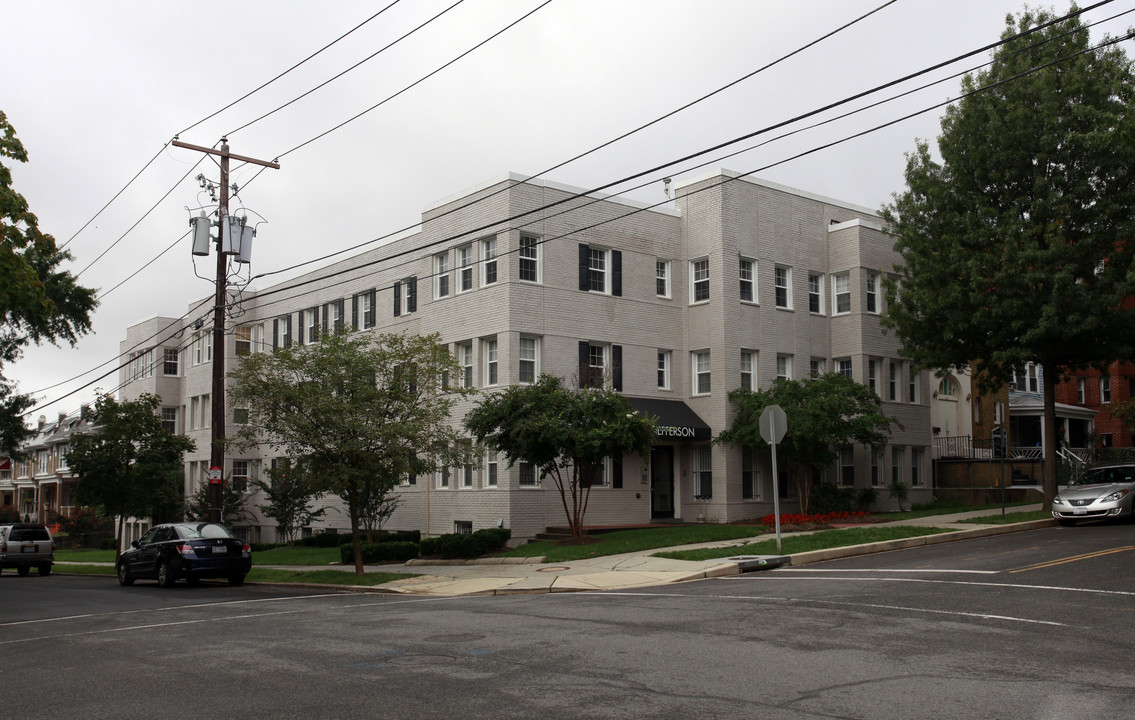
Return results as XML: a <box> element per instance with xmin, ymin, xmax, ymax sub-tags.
<box><xmin>760</xmin><ymin>510</ymin><xmax>869</xmax><ymax>527</ymax></box>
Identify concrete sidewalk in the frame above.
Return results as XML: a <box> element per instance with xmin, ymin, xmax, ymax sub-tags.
<box><xmin>262</xmin><ymin>505</ymin><xmax>1052</xmax><ymax>597</ymax></box>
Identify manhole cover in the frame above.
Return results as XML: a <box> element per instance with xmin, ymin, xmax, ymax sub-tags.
<box><xmin>387</xmin><ymin>655</ymin><xmax>456</xmax><ymax>666</ymax></box>
<box><xmin>537</xmin><ymin>566</ymin><xmax>570</xmax><ymax>572</ymax></box>
<box><xmin>424</xmin><ymin>634</ymin><xmax>484</xmax><ymax>642</ymax></box>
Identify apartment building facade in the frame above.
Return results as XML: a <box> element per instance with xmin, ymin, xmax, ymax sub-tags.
<box><xmin>119</xmin><ymin>170</ymin><xmax>931</xmax><ymax>542</ymax></box>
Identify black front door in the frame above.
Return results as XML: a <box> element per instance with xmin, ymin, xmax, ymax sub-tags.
<box><xmin>650</xmin><ymin>446</ymin><xmax>674</xmax><ymax>518</ymax></box>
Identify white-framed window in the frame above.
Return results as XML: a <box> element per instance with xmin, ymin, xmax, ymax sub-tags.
<box><xmin>1077</xmin><ymin>377</ymin><xmax>1086</xmax><ymax>403</ymax></box>
<box><xmin>866</xmin><ymin>271</ymin><xmax>879</xmax><ymax>314</ymax></box>
<box><xmin>871</xmin><ymin>449</ymin><xmax>882</xmax><ymax>487</ymax></box>
<box><xmin>457</xmin><ymin>244</ymin><xmax>474</xmax><ymax>293</ymax></box>
<box><xmin>459</xmin><ymin>464</ymin><xmax>473</xmax><ymax>488</ymax></box>
<box><xmin>840</xmin><ymin>446</ymin><xmax>855</xmax><ymax>486</ymax></box>
<box><xmin>454</xmin><ymin>521</ymin><xmax>473</xmax><ymax>535</ymax></box>
<box><xmin>163</xmin><ymin>348</ymin><xmax>180</xmax><ymax>376</ymax></box>
<box><xmin>742</xmin><ymin>447</ymin><xmax>758</xmax><ymax>500</ymax></box>
<box><xmin>693</xmin><ymin>445</ymin><xmax>713</xmax><ymax>499</ymax></box>
<box><xmin>994</xmin><ymin>399</ymin><xmax>1005</xmax><ymax>425</ymax></box>
<box><xmin>657</xmin><ymin>350</ymin><xmax>671</xmax><ymax>390</ymax></box>
<box><xmin>810</xmin><ymin>358</ymin><xmax>825</xmax><ymax>377</ymax></box>
<box><xmin>939</xmin><ymin>376</ymin><xmax>957</xmax><ymax>398</ymax></box>
<box><xmin>580</xmin><ymin>458</ymin><xmax>608</xmax><ymax>488</ymax></box>
<box><xmin>483</xmin><ymin>338</ymin><xmax>498</xmax><ymax>386</ymax></box>
<box><xmin>481</xmin><ymin>237</ymin><xmax>498</xmax><ymax>286</ymax></box>
<box><xmin>808</xmin><ymin>272</ymin><xmax>824</xmax><ymax>314</ymax></box>
<box><xmin>276</xmin><ymin>314</ymin><xmax>293</xmax><ymax>348</ymax></box>
<box><xmin>868</xmin><ymin>358</ymin><xmax>879</xmax><ymax>394</ymax></box>
<box><xmin>891</xmin><ymin>446</ymin><xmax>904</xmax><ymax>485</ymax></box>
<box><xmin>587</xmin><ymin>343</ymin><xmax>608</xmax><ymax>387</ymax></box>
<box><xmin>304</xmin><ymin>307</ymin><xmax>319</xmax><ymax>343</ymax></box>
<box><xmin>838</xmin><ymin>359</ymin><xmax>852</xmax><ymax>377</ymax></box>
<box><xmin>833</xmin><ymin>272</ymin><xmax>851</xmax><ymax>314</ymax></box>
<box><xmin>1101</xmin><ymin>376</ymin><xmax>1112</xmax><ymax>403</ymax></box>
<box><xmin>361</xmin><ymin>290</ymin><xmax>376</xmax><ymax>329</ymax></box>
<box><xmin>435</xmin><ymin>444</ymin><xmax>450</xmax><ymax>489</ymax></box>
<box><xmin>519</xmin><ymin>336</ymin><xmax>540</xmax><ymax>384</ymax></box>
<box><xmin>690</xmin><ymin>258</ymin><xmax>710</xmax><ymax>303</ymax></box>
<box><xmin>908</xmin><ymin>366</ymin><xmax>919</xmax><ymax>403</ymax></box>
<box><xmin>739</xmin><ymin>257</ymin><xmax>755</xmax><ymax>303</ymax></box>
<box><xmin>740</xmin><ymin>350</ymin><xmax>755</xmax><ymax>390</ymax></box>
<box><xmin>518</xmin><ymin>461</ymin><xmax>538</xmax><ymax>487</ymax></box>
<box><xmin>692</xmin><ymin>350</ymin><xmax>711</xmax><ymax>395</ymax></box>
<box><xmin>774</xmin><ymin>265</ymin><xmax>792</xmax><ymax>309</ymax></box>
<box><xmin>434</xmin><ymin>252</ymin><xmax>450</xmax><ymax>299</ymax></box>
<box><xmin>233</xmin><ymin>407</ymin><xmax>249</xmax><ymax>425</ymax></box>
<box><xmin>231</xmin><ymin>459</ymin><xmax>250</xmax><ymax>492</ymax></box>
<box><xmin>457</xmin><ymin>342</ymin><xmax>473</xmax><ymax>388</ymax></box>
<box><xmin>193</xmin><ymin>331</ymin><xmax>212</xmax><ymax>366</ymax></box>
<box><xmin>484</xmin><ymin>449</ymin><xmax>498</xmax><ymax>488</ymax></box>
<box><xmin>911</xmin><ymin>448</ymin><xmax>924</xmax><ymax>487</ymax></box>
<box><xmin>588</xmin><ymin>246</ymin><xmax>610</xmax><ymax>293</ymax></box>
<box><xmin>656</xmin><ymin>259</ymin><xmax>671</xmax><ymax>298</ymax></box>
<box><xmin>235</xmin><ymin>326</ymin><xmax>252</xmax><ymax>356</ymax></box>
<box><xmin>160</xmin><ymin>407</ymin><xmax>178</xmax><ymax>434</ymax></box>
<box><xmin>888</xmin><ymin>362</ymin><xmax>898</xmax><ymax>401</ymax></box>
<box><xmin>776</xmin><ymin>354</ymin><xmax>793</xmax><ymax>381</ymax></box>
<box><xmin>329</xmin><ymin>301</ymin><xmax>344</xmax><ymax>333</ymax></box>
<box><xmin>519</xmin><ymin>234</ymin><xmax>540</xmax><ymax>283</ymax></box>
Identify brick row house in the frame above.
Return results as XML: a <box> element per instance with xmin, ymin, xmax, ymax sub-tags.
<box><xmin>0</xmin><ymin>412</ymin><xmax>92</xmax><ymax>526</ymax></box>
<box><xmin>118</xmin><ymin>170</ymin><xmax>932</xmax><ymax>542</ymax></box>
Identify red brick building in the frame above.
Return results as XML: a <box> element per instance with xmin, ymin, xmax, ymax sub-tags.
<box><xmin>1054</xmin><ymin>361</ymin><xmax>1135</xmax><ymax>448</ymax></box>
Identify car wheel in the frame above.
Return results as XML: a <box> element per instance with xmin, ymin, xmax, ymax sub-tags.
<box><xmin>37</xmin><ymin>563</ymin><xmax>51</xmax><ymax>576</ymax></box>
<box><xmin>228</xmin><ymin>573</ymin><xmax>246</xmax><ymax>587</ymax></box>
<box><xmin>157</xmin><ymin>560</ymin><xmax>176</xmax><ymax>588</ymax></box>
<box><xmin>117</xmin><ymin>562</ymin><xmax>134</xmax><ymax>586</ymax></box>
<box><xmin>17</xmin><ymin>565</ymin><xmax>30</xmax><ymax>577</ymax></box>
<box><xmin>1058</xmin><ymin>518</ymin><xmax>1077</xmax><ymax>527</ymax></box>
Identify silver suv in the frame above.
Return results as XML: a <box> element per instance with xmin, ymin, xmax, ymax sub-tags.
<box><xmin>0</xmin><ymin>523</ymin><xmax>55</xmax><ymax>576</ymax></box>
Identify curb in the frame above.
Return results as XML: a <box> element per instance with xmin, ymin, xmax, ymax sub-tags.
<box><xmin>405</xmin><ymin>556</ymin><xmax>546</xmax><ymax>566</ymax></box>
<box><xmin>788</xmin><ymin>518</ymin><xmax>1056</xmax><ymax>566</ymax></box>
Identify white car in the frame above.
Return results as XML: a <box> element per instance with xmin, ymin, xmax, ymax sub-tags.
<box><xmin>1052</xmin><ymin>464</ymin><xmax>1135</xmax><ymax>527</ymax></box>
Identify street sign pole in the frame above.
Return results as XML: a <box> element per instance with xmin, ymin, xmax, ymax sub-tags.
<box><xmin>759</xmin><ymin>404</ymin><xmax>787</xmax><ymax>554</ymax></box>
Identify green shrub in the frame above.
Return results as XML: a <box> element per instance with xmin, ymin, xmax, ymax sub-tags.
<box><xmin>856</xmin><ymin>487</ymin><xmax>878</xmax><ymax>511</ymax></box>
<box><xmin>419</xmin><ymin>527</ymin><xmax>511</xmax><ymax>559</ymax></box>
<box><xmin>297</xmin><ymin>531</ymin><xmax>352</xmax><ymax>548</ymax></box>
<box><xmin>339</xmin><ymin>541</ymin><xmax>419</xmax><ymax>564</ymax></box>
<box><xmin>810</xmin><ymin>482</ymin><xmax>856</xmax><ymax>513</ymax></box>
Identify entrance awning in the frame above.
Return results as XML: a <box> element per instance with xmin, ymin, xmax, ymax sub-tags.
<box><xmin>626</xmin><ymin>397</ymin><xmax>712</xmax><ymax>441</ymax></box>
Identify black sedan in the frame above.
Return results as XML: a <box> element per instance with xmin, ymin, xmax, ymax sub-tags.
<box><xmin>117</xmin><ymin>522</ymin><xmax>252</xmax><ymax>588</ymax></box>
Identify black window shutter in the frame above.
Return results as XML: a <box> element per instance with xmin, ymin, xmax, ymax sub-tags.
<box><xmin>352</xmin><ymin>295</ymin><xmax>359</xmax><ymax>329</ymax></box>
<box><xmin>578</xmin><ymin>244</ymin><xmax>590</xmax><ymax>291</ymax></box>
<box><xmin>321</xmin><ymin>304</ymin><xmax>329</xmax><ymax>331</ymax></box>
<box><xmin>367</xmin><ymin>289</ymin><xmax>376</xmax><ymax>326</ymax></box>
<box><xmin>285</xmin><ymin>316</ymin><xmax>292</xmax><ymax>348</ymax></box>
<box><xmin>612</xmin><ymin>250</ymin><xmax>622</xmax><ymax>296</ymax></box>
<box><xmin>578</xmin><ymin>341</ymin><xmax>590</xmax><ymax>387</ymax></box>
<box><xmin>407</xmin><ymin>278</ymin><xmax>418</xmax><ymax>312</ymax></box>
<box><xmin>408</xmin><ymin>474</ymin><xmax>416</xmax><ymax>486</ymax></box>
<box><xmin>612</xmin><ymin>458</ymin><xmax>623</xmax><ymax>489</ymax></box>
<box><xmin>298</xmin><ymin>312</ymin><xmax>305</xmax><ymax>345</ymax></box>
<box><xmin>612</xmin><ymin>344</ymin><xmax>623</xmax><ymax>391</ymax></box>
<box><xmin>272</xmin><ymin>319</ymin><xmax>279</xmax><ymax>350</ymax></box>
<box><xmin>394</xmin><ymin>281</ymin><xmax>401</xmax><ymax>317</ymax></box>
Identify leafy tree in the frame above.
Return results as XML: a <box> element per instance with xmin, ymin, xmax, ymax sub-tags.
<box><xmin>349</xmin><ymin>475</ymin><xmax>401</xmax><ymax>542</ymax></box>
<box><xmin>251</xmin><ymin>459</ymin><xmax>326</xmax><ymax>545</ymax></box>
<box><xmin>716</xmin><ymin>374</ymin><xmax>898</xmax><ymax>514</ymax></box>
<box><xmin>228</xmin><ymin>330</ymin><xmax>472</xmax><ymax>575</ymax></box>
<box><xmin>0</xmin><ymin>111</ymin><xmax>98</xmax><ymax>455</ymax></box>
<box><xmin>67</xmin><ymin>393</ymin><xmax>195</xmax><ymax>556</ymax></box>
<box><xmin>464</xmin><ymin>374</ymin><xmax>656</xmax><ymax>538</ymax></box>
<box><xmin>185</xmin><ymin>475</ymin><xmax>253</xmax><ymax>526</ymax></box>
<box><xmin>881</xmin><ymin>9</ymin><xmax>1135</xmax><ymax>508</ymax></box>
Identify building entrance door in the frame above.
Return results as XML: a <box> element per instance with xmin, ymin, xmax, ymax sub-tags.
<box><xmin>650</xmin><ymin>446</ymin><xmax>674</xmax><ymax>518</ymax></box>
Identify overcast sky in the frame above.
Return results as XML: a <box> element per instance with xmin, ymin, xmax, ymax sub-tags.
<box><xmin>3</xmin><ymin>0</ymin><xmax>1131</xmax><ymax>423</ymax></box>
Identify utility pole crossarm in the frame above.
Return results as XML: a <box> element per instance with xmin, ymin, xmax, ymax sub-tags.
<box><xmin>171</xmin><ymin>138</ymin><xmax>280</xmax><ymax>169</ymax></box>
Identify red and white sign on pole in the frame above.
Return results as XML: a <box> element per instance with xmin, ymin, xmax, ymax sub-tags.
<box><xmin>208</xmin><ymin>467</ymin><xmax>223</xmax><ymax>485</ymax></box>
<box><xmin>759</xmin><ymin>405</ymin><xmax>787</xmax><ymax>554</ymax></box>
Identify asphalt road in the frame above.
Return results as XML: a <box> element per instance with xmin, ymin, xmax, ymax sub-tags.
<box><xmin>2</xmin><ymin>523</ymin><xmax>1132</xmax><ymax>719</ymax></box>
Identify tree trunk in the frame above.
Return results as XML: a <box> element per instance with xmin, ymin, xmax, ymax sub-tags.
<box><xmin>347</xmin><ymin>484</ymin><xmax>364</xmax><ymax>576</ymax></box>
<box><xmin>116</xmin><ymin>511</ymin><xmax>125</xmax><ymax>561</ymax></box>
<box><xmin>1042</xmin><ymin>364</ymin><xmax>1058</xmax><ymax>512</ymax></box>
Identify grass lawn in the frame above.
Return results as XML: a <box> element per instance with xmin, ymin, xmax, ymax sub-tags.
<box><xmin>50</xmin><ymin>563</ymin><xmax>115</xmax><ymax>575</ymax></box>
<box><xmin>958</xmin><ymin>509</ymin><xmax>1052</xmax><ymax>525</ymax></box>
<box><xmin>495</xmin><ymin>525</ymin><xmax>771</xmax><ymax>563</ymax></box>
<box><xmin>55</xmin><ymin>548</ymin><xmax>116</xmax><ymax>563</ymax></box>
<box><xmin>252</xmin><ymin>546</ymin><xmax>341</xmax><ymax>566</ymax></box>
<box><xmin>655</xmin><ymin>526</ymin><xmax>953</xmax><ymax>561</ymax></box>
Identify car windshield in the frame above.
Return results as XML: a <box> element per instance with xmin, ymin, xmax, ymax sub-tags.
<box><xmin>176</xmin><ymin>523</ymin><xmax>236</xmax><ymax>540</ymax></box>
<box><xmin>1071</xmin><ymin>467</ymin><xmax>1135</xmax><ymax>486</ymax></box>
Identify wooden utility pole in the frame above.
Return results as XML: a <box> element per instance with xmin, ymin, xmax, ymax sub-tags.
<box><xmin>172</xmin><ymin>137</ymin><xmax>279</xmax><ymax>523</ymax></box>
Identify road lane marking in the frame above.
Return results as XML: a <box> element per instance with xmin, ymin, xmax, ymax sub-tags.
<box><xmin>1007</xmin><ymin>546</ymin><xmax>1135</xmax><ymax>573</ymax></box>
<box><xmin>778</xmin><ymin>568</ymin><xmax>999</xmax><ymax>574</ymax></box>
<box><xmin>721</xmin><ymin>575</ymin><xmax>1135</xmax><ymax>597</ymax></box>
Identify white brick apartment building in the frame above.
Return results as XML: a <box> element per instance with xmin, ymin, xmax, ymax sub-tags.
<box><xmin>119</xmin><ymin>169</ymin><xmax>931</xmax><ymax>543</ymax></box>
